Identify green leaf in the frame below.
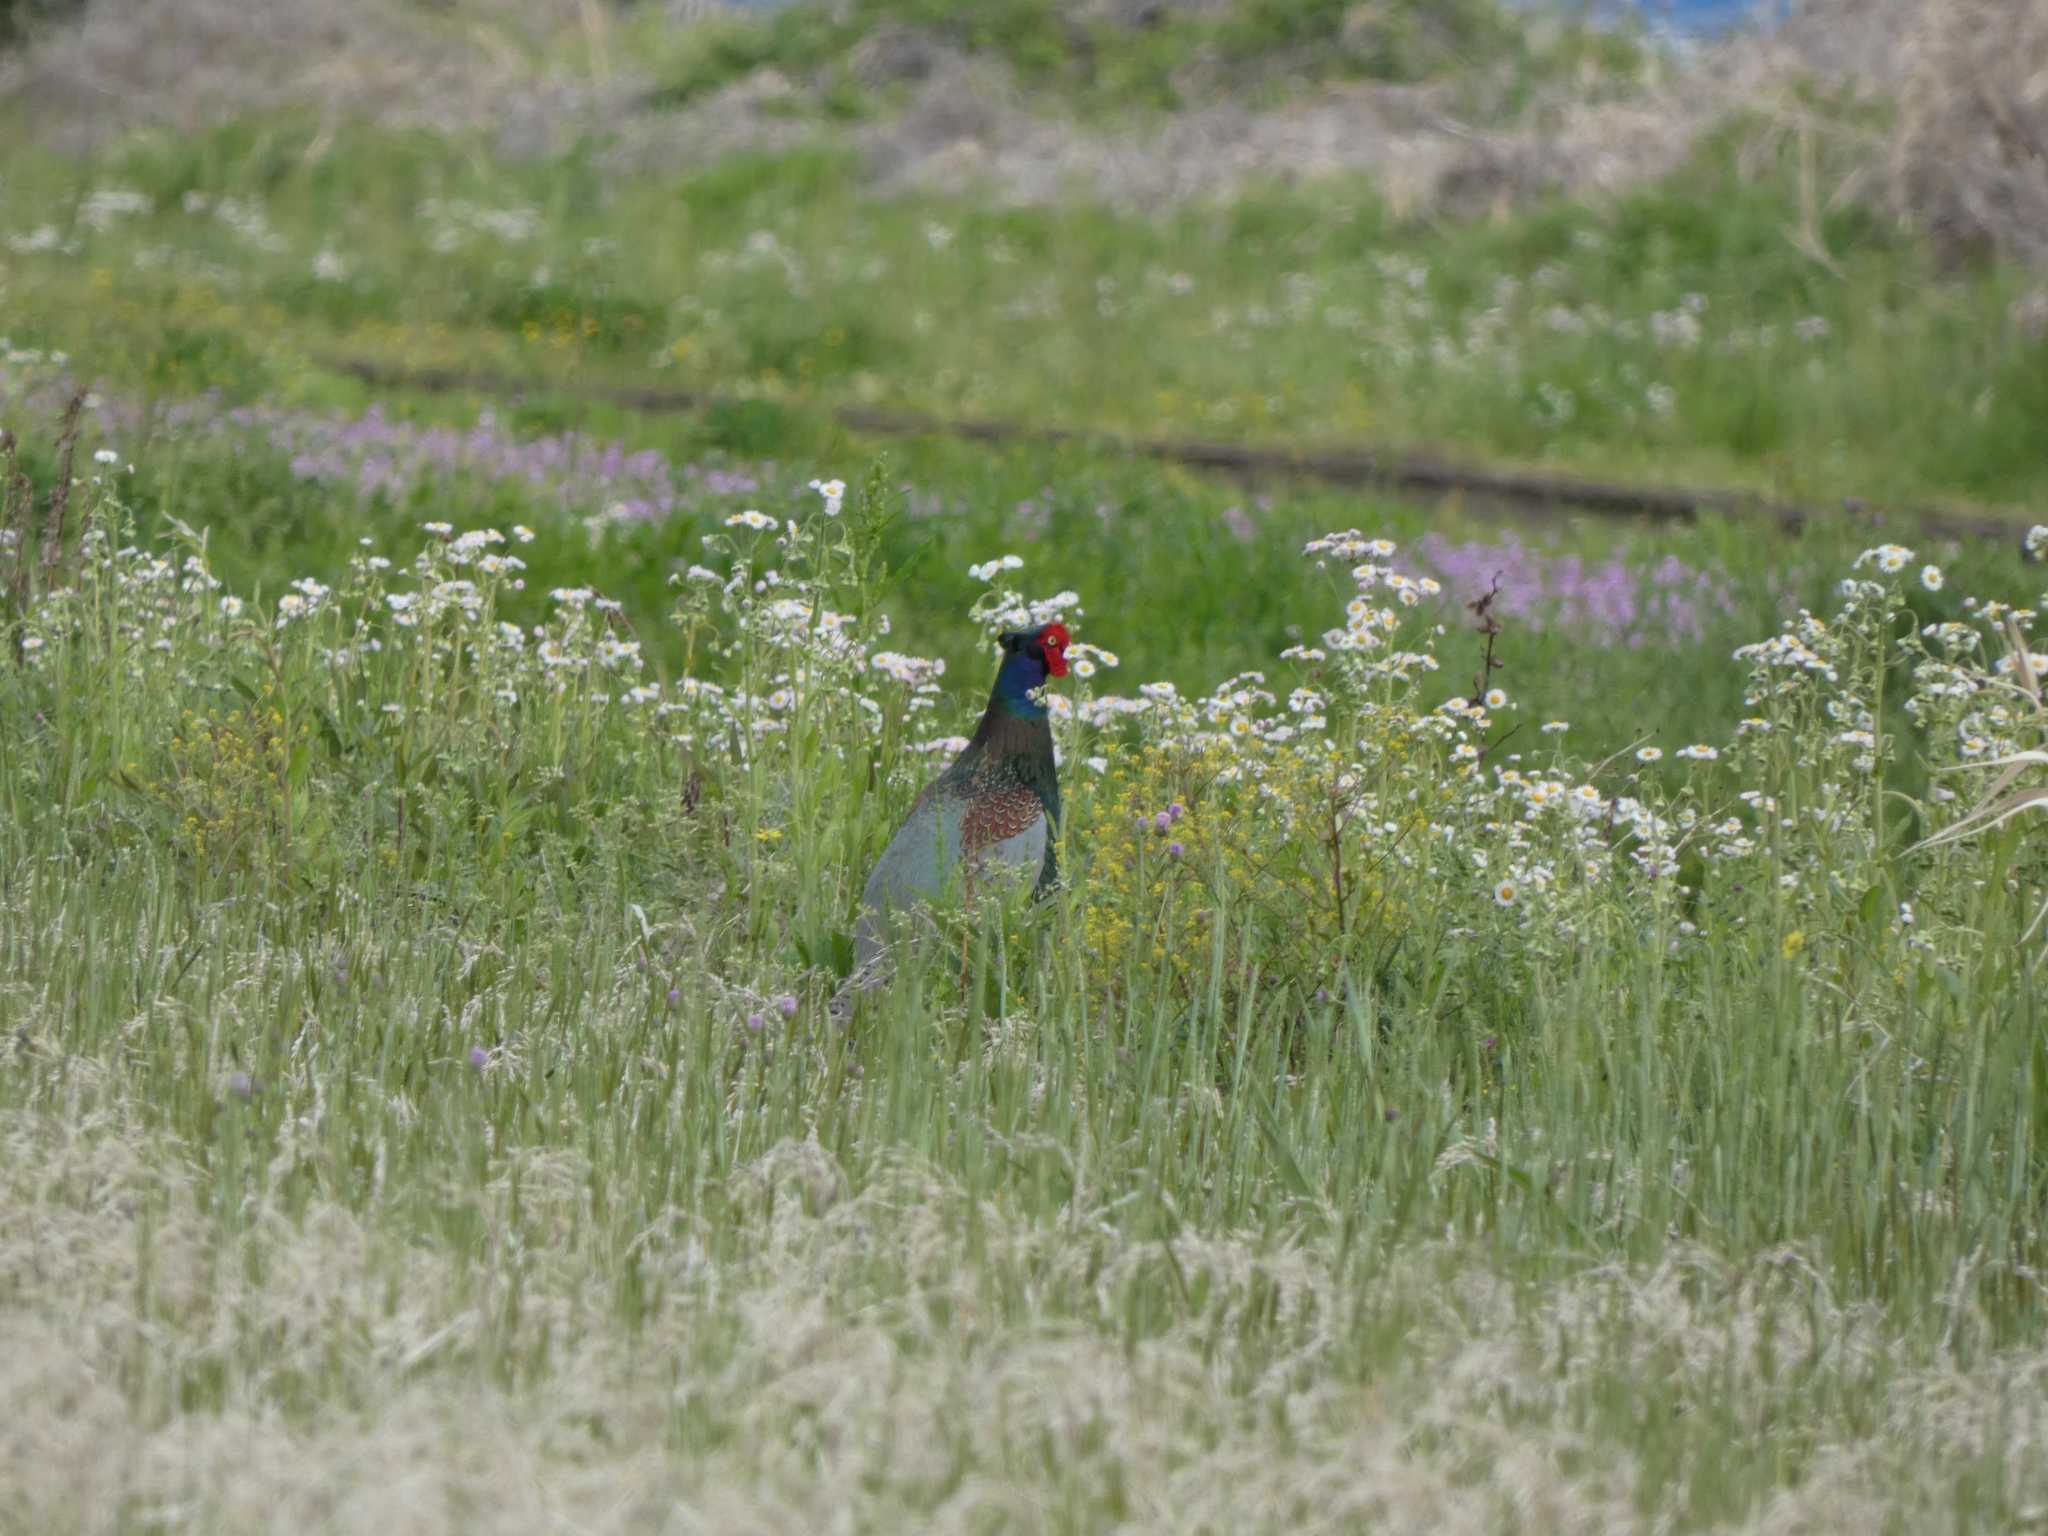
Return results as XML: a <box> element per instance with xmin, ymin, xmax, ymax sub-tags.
<box><xmin>313</xmin><ymin>705</ymin><xmax>347</xmax><ymax>760</ymax></box>
<box><xmin>1253</xmin><ymin>1095</ymin><xmax>1314</xmax><ymax>1201</ymax></box>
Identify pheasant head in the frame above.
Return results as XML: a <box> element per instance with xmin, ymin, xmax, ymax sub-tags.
<box><xmin>990</xmin><ymin>622</ymin><xmax>1070</xmax><ymax>720</ymax></box>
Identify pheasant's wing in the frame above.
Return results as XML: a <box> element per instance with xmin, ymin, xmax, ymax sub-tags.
<box><xmin>851</xmin><ymin>781</ymin><xmax>1049</xmax><ymax>983</ymax></box>
<box><xmin>855</xmin><ymin>782</ymin><xmax>963</xmax><ymax>970</ymax></box>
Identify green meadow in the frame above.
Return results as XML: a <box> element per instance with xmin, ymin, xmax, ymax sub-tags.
<box><xmin>2</xmin><ymin>0</ymin><xmax>2046</xmax><ymax>1529</ymax></box>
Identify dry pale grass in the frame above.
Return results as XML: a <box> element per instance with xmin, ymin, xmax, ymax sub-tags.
<box><xmin>7</xmin><ymin>0</ymin><xmax>2047</xmax><ymax>258</ymax></box>
<box><xmin>608</xmin><ymin>28</ymin><xmax>1716</xmax><ymax>215</ymax></box>
<box><xmin>1885</xmin><ymin>0</ymin><xmax>2048</xmax><ymax>265</ymax></box>
<box><xmin>1692</xmin><ymin>0</ymin><xmax>2048</xmax><ymax>267</ymax></box>
<box><xmin>606</xmin><ymin>0</ymin><xmax>2048</xmax><ymax>246</ymax></box>
<box><xmin>5</xmin><ymin>1104</ymin><xmax>2047</xmax><ymax>1535</ymax></box>
<box><xmin>843</xmin><ymin>65</ymin><xmax>1710</xmax><ymax>216</ymax></box>
<box><xmin>0</xmin><ymin>0</ymin><xmax>632</xmax><ymax>156</ymax></box>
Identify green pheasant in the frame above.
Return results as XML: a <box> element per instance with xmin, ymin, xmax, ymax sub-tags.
<box><xmin>848</xmin><ymin>622</ymin><xmax>1070</xmax><ymax>986</ymax></box>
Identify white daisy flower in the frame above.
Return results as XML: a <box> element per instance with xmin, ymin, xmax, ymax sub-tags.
<box><xmin>809</xmin><ymin>478</ymin><xmax>847</xmax><ymax>516</ymax></box>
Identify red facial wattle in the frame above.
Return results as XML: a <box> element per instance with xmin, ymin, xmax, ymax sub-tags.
<box><xmin>1039</xmin><ymin>622</ymin><xmax>1071</xmax><ymax>678</ymax></box>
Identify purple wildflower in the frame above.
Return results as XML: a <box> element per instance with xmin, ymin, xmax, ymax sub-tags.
<box><xmin>1406</xmin><ymin>531</ymin><xmax>1736</xmax><ymax>647</ymax></box>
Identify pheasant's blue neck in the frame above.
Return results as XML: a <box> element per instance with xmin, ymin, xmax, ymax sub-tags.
<box><xmin>994</xmin><ymin>654</ymin><xmax>1049</xmax><ymax>720</ymax></box>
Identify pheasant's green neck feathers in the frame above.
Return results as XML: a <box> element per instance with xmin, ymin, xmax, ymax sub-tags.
<box><xmin>993</xmin><ymin>650</ymin><xmax>1050</xmax><ymax>720</ymax></box>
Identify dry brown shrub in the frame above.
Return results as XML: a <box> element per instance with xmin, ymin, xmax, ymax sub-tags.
<box><xmin>1708</xmin><ymin>0</ymin><xmax>2048</xmax><ymax>268</ymax></box>
<box><xmin>1886</xmin><ymin>0</ymin><xmax>2048</xmax><ymax>266</ymax></box>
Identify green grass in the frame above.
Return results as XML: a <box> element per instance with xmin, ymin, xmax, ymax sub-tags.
<box><xmin>4</xmin><ymin>37</ymin><xmax>2048</xmax><ymax>1528</ymax></box>
<box><xmin>0</xmin><ymin>421</ymin><xmax>2044</xmax><ymax>1527</ymax></box>
<box><xmin>3</xmin><ymin>340</ymin><xmax>2012</xmax><ymax>758</ymax></box>
<box><xmin>1</xmin><ymin>115</ymin><xmax>2043</xmax><ymax>513</ymax></box>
